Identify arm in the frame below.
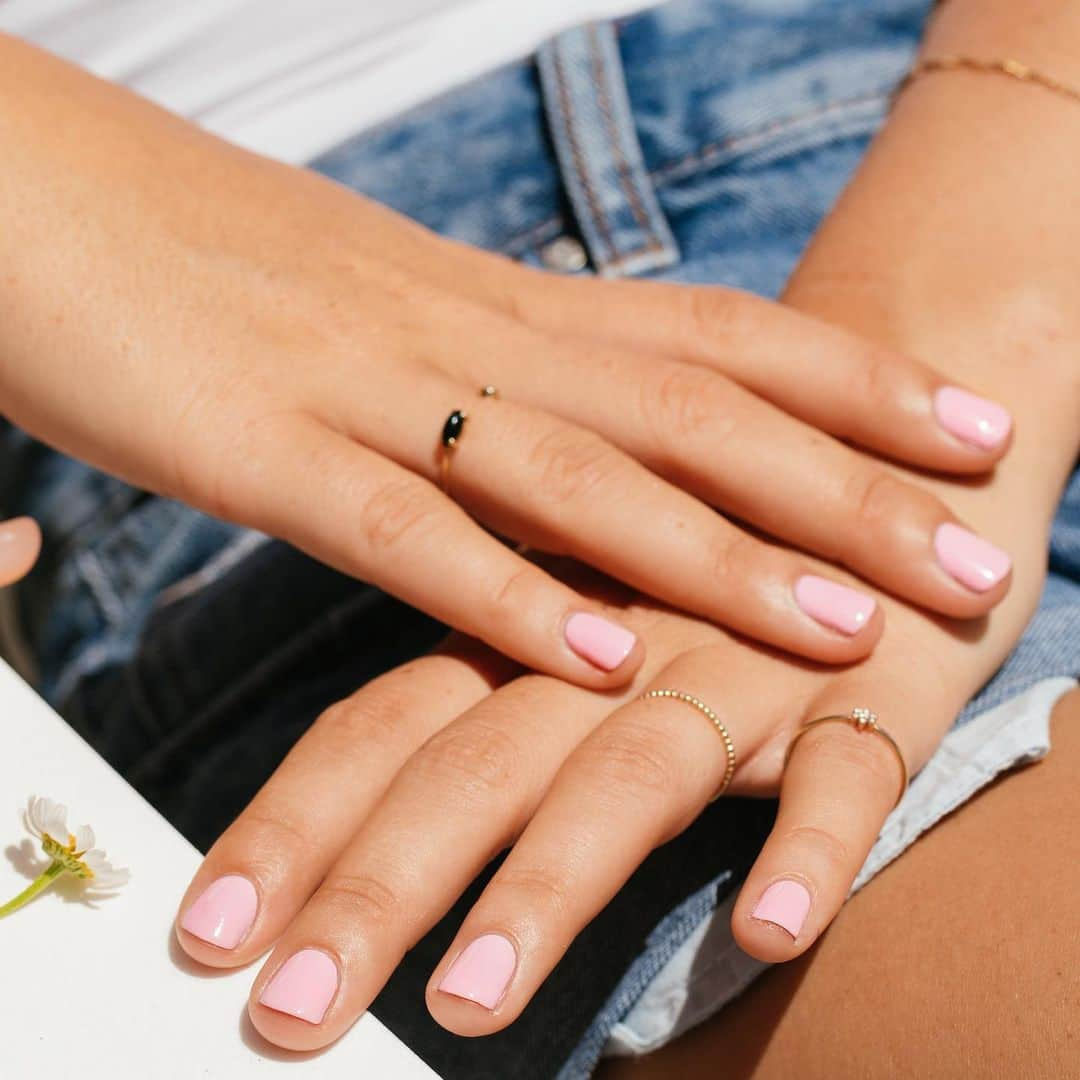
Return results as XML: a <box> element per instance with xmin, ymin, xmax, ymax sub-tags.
<box><xmin>0</xmin><ymin>31</ymin><xmax>1018</xmax><ymax>683</ymax></box>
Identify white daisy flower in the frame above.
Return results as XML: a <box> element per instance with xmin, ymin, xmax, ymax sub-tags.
<box><xmin>1</xmin><ymin>795</ymin><xmax>130</xmax><ymax>918</ymax></box>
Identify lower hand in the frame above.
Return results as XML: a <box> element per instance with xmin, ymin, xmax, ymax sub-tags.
<box><xmin>174</xmin><ymin>538</ymin><xmax>1040</xmax><ymax>1049</ymax></box>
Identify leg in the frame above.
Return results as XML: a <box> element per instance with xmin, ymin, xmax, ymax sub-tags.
<box><xmin>599</xmin><ymin>687</ymin><xmax>1080</xmax><ymax>1079</ymax></box>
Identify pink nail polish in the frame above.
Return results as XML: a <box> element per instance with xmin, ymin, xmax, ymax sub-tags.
<box><xmin>180</xmin><ymin>875</ymin><xmax>258</xmax><ymax>950</ymax></box>
<box><xmin>751</xmin><ymin>879</ymin><xmax>812</xmax><ymax>940</ymax></box>
<box><xmin>437</xmin><ymin>934</ymin><xmax>517</xmax><ymax>1010</ymax></box>
<box><xmin>793</xmin><ymin>576</ymin><xmax>876</xmax><ymax>636</ymax></box>
<box><xmin>934</xmin><ymin>387</ymin><xmax>1012</xmax><ymax>451</ymax></box>
<box><xmin>564</xmin><ymin>612</ymin><xmax>637</xmax><ymax>672</ymax></box>
<box><xmin>934</xmin><ymin>523</ymin><xmax>1012</xmax><ymax>593</ymax></box>
<box><xmin>259</xmin><ymin>949</ymin><xmax>339</xmax><ymax>1025</ymax></box>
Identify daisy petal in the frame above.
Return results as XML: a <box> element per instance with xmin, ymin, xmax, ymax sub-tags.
<box><xmin>41</xmin><ymin>799</ymin><xmax>69</xmax><ymax>843</ymax></box>
<box><xmin>23</xmin><ymin>796</ymin><xmax>43</xmax><ymax>839</ymax></box>
<box><xmin>81</xmin><ymin>850</ymin><xmax>130</xmax><ymax>891</ymax></box>
<box><xmin>73</xmin><ymin>825</ymin><xmax>95</xmax><ymax>853</ymax></box>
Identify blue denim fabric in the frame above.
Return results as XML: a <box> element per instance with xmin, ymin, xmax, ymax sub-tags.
<box><xmin>1</xmin><ymin>1</ymin><xmax>1077</xmax><ymax>1077</ymax></box>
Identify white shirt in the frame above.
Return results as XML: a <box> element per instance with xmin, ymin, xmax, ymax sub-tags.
<box><xmin>0</xmin><ymin>0</ymin><xmax>660</xmax><ymax>164</ymax></box>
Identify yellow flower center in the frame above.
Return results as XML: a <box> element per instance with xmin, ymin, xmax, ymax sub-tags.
<box><xmin>41</xmin><ymin>832</ymin><xmax>94</xmax><ymax>879</ymax></box>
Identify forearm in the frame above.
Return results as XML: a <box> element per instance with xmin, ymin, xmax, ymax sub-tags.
<box><xmin>784</xmin><ymin>0</ymin><xmax>1080</xmax><ymax>688</ymax></box>
<box><xmin>786</xmin><ymin>0</ymin><xmax>1080</xmax><ymax>501</ymax></box>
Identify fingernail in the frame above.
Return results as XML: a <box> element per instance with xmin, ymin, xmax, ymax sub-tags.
<box><xmin>259</xmin><ymin>949</ymin><xmax>339</xmax><ymax>1025</ymax></box>
<box><xmin>934</xmin><ymin>387</ymin><xmax>1012</xmax><ymax>451</ymax></box>
<box><xmin>934</xmin><ymin>523</ymin><xmax>1012</xmax><ymax>593</ymax></box>
<box><xmin>0</xmin><ymin>516</ymin><xmax>41</xmax><ymax>583</ymax></box>
<box><xmin>565</xmin><ymin>612</ymin><xmax>637</xmax><ymax>672</ymax></box>
<box><xmin>180</xmin><ymin>874</ymin><xmax>258</xmax><ymax>950</ymax></box>
<box><xmin>793</xmin><ymin>576</ymin><xmax>876</xmax><ymax>636</ymax></box>
<box><xmin>751</xmin><ymin>879</ymin><xmax>812</xmax><ymax>940</ymax></box>
<box><xmin>437</xmin><ymin>933</ymin><xmax>517</xmax><ymax>1010</ymax></box>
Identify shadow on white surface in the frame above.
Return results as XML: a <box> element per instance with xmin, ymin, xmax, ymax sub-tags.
<box><xmin>4</xmin><ymin>840</ymin><xmax>121</xmax><ymax>910</ymax></box>
<box><xmin>168</xmin><ymin>925</ymin><xmax>251</xmax><ymax>979</ymax></box>
<box><xmin>239</xmin><ymin>1010</ymin><xmax>336</xmax><ymax>1063</ymax></box>
<box><xmin>167</xmin><ymin>929</ymin><xmax>336</xmax><ymax>1062</ymax></box>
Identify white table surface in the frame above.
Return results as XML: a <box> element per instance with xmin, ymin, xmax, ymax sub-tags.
<box><xmin>0</xmin><ymin>660</ymin><xmax>439</xmax><ymax>1079</ymax></box>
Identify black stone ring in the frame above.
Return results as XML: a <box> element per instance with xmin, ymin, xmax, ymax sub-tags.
<box><xmin>438</xmin><ymin>388</ymin><xmax>498</xmax><ymax>494</ymax></box>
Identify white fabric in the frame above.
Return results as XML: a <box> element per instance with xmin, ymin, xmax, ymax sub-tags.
<box><xmin>0</xmin><ymin>0</ymin><xmax>659</xmax><ymax>164</ymax></box>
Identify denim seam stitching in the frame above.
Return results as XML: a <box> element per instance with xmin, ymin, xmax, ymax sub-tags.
<box><xmin>586</xmin><ymin>23</ymin><xmax>664</xmax><ymax>256</ymax></box>
<box><xmin>651</xmin><ymin>89</ymin><xmax>890</xmax><ymax>186</ymax></box>
<box><xmin>551</xmin><ymin>38</ymin><xmax>617</xmax><ymax>264</ymax></box>
<box><xmin>498</xmin><ymin>90</ymin><xmax>888</xmax><ymax>258</ymax></box>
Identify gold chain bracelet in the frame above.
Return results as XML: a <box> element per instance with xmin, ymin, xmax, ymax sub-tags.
<box><xmin>897</xmin><ymin>54</ymin><xmax>1080</xmax><ymax>106</ymax></box>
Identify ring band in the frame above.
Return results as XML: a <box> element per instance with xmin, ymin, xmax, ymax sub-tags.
<box><xmin>641</xmin><ymin>689</ymin><xmax>737</xmax><ymax>802</ymax></box>
<box><xmin>438</xmin><ymin>386</ymin><xmax>499</xmax><ymax>493</ymax></box>
<box><xmin>784</xmin><ymin>708</ymin><xmax>909</xmax><ymax>809</ymax></box>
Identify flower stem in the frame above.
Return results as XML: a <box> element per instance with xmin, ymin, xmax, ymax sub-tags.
<box><xmin>0</xmin><ymin>861</ymin><xmax>66</xmax><ymax>918</ymax></box>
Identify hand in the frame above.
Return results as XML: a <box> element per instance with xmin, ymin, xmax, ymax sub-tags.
<box><xmin>173</xmin><ymin>541</ymin><xmax>1040</xmax><ymax>1049</ymax></box>
<box><xmin>0</xmin><ymin>517</ymin><xmax>40</xmax><ymax>586</ymax></box>
<box><xmin>0</xmin><ymin>35</ymin><xmax>1017</xmax><ymax>689</ymax></box>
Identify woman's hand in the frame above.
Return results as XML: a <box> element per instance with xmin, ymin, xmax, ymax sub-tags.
<box><xmin>0</xmin><ymin>34</ymin><xmax>1016</xmax><ymax>687</ymax></box>
<box><xmin>172</xmin><ymin>532</ymin><xmax>1043</xmax><ymax>1049</ymax></box>
<box><xmin>0</xmin><ymin>517</ymin><xmax>40</xmax><ymax>586</ymax></box>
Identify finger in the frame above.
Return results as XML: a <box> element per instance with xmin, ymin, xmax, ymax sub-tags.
<box><xmin>245</xmin><ymin>603</ymin><xmax>717</xmax><ymax>1049</ymax></box>
<box><xmin>731</xmin><ymin>676</ymin><xmax>949</xmax><ymax>964</ymax></box>
<box><xmin>244</xmin><ymin>674</ymin><xmax>606</xmax><ymax>1049</ymax></box>
<box><xmin>216</xmin><ymin>412</ymin><xmax>645</xmax><ymax>688</ymax></box>
<box><xmin>437</xmin><ymin>326</ymin><xmax>1012</xmax><ymax>620</ymax></box>
<box><xmin>326</xmin><ymin>363</ymin><xmax>885</xmax><ymax>663</ymax></box>
<box><xmin>425</xmin><ymin>644</ymin><xmax>802</xmax><ymax>1036</ymax></box>
<box><xmin>0</xmin><ymin>516</ymin><xmax>41</xmax><ymax>586</ymax></box>
<box><xmin>436</xmin><ymin>255</ymin><xmax>1013</xmax><ymax>473</ymax></box>
<box><xmin>175</xmin><ymin>644</ymin><xmax>514</xmax><ymax>968</ymax></box>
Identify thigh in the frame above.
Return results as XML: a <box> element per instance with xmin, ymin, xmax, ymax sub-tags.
<box><xmin>598</xmin><ymin>687</ymin><xmax>1080</xmax><ymax>1080</ymax></box>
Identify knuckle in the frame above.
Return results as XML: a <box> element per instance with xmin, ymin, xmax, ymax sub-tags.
<box><xmin>489</xmin><ymin>865</ymin><xmax>572</xmax><ymax>920</ymax></box>
<box><xmin>488</xmin><ymin>564</ymin><xmax>544</xmax><ymax>620</ymax></box>
<box><xmin>854</xmin><ymin>347</ymin><xmax>908</xmax><ymax>410</ymax></box>
<box><xmin>781</xmin><ymin>823</ymin><xmax>853</xmax><ymax>875</ymax></box>
<box><xmin>316</xmin><ymin>873</ymin><xmax>405</xmax><ymax>929</ymax></box>
<box><xmin>710</xmin><ymin>531</ymin><xmax>758</xmax><ymax>592</ymax></box>
<box><xmin>357</xmin><ymin>476</ymin><xmax>440</xmax><ymax>557</ymax></box>
<box><xmin>680</xmin><ymin>287</ymin><xmax>753</xmax><ymax>351</ymax></box>
<box><xmin>228</xmin><ymin>808</ymin><xmax>312</xmax><ymax>879</ymax></box>
<box><xmin>846</xmin><ymin>469</ymin><xmax>907</xmax><ymax>537</ymax></box>
<box><xmin>640</xmin><ymin>364</ymin><xmax>734</xmax><ymax>453</ymax></box>
<box><xmin>529</xmin><ymin>423</ymin><xmax>625</xmax><ymax>506</ymax></box>
<box><xmin>313</xmin><ymin>684</ymin><xmax>416</xmax><ymax>761</ymax></box>
<box><xmin>797</xmin><ymin>725</ymin><xmax>900</xmax><ymax>790</ymax></box>
<box><xmin>416</xmin><ymin>722</ymin><xmax>520</xmax><ymax>803</ymax></box>
<box><xmin>580</xmin><ymin>721</ymin><xmax>676</xmax><ymax>798</ymax></box>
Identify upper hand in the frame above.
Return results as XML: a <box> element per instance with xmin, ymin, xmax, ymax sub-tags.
<box><xmin>0</xmin><ymin>43</ymin><xmax>1015</xmax><ymax>685</ymax></box>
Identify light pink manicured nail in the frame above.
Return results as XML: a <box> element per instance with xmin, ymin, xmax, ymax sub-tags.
<box><xmin>437</xmin><ymin>934</ymin><xmax>517</xmax><ymax>1010</ymax></box>
<box><xmin>564</xmin><ymin>612</ymin><xmax>637</xmax><ymax>671</ymax></box>
<box><xmin>934</xmin><ymin>387</ymin><xmax>1012</xmax><ymax>451</ymax></box>
<box><xmin>0</xmin><ymin>516</ymin><xmax>41</xmax><ymax>586</ymax></box>
<box><xmin>751</xmin><ymin>879</ymin><xmax>812</xmax><ymax>940</ymax></box>
<box><xmin>259</xmin><ymin>949</ymin><xmax>339</xmax><ymax>1025</ymax></box>
<box><xmin>934</xmin><ymin>523</ymin><xmax>1012</xmax><ymax>593</ymax></box>
<box><xmin>180</xmin><ymin>875</ymin><xmax>258</xmax><ymax>950</ymax></box>
<box><xmin>793</xmin><ymin>576</ymin><xmax>876</xmax><ymax>635</ymax></box>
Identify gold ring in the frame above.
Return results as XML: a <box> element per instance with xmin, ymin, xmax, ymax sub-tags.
<box><xmin>438</xmin><ymin>386</ymin><xmax>499</xmax><ymax>494</ymax></box>
<box><xmin>640</xmin><ymin>689</ymin><xmax>737</xmax><ymax>802</ymax></box>
<box><xmin>784</xmin><ymin>708</ymin><xmax>909</xmax><ymax>809</ymax></box>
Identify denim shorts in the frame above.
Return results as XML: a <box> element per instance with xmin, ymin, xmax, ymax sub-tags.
<box><xmin>2</xmin><ymin>1</ymin><xmax>1078</xmax><ymax>1077</ymax></box>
